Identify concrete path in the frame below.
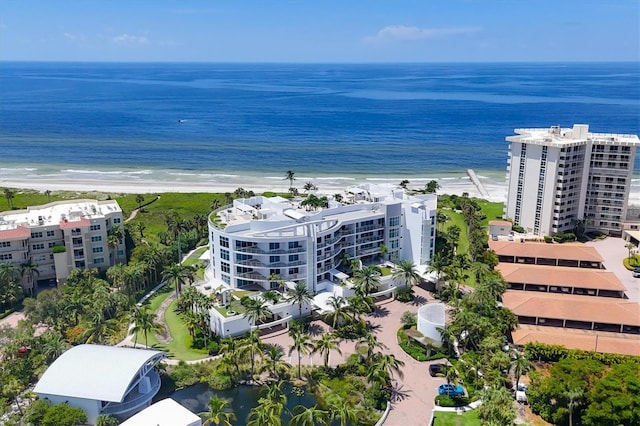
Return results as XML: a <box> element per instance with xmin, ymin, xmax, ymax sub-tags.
<box><xmin>262</xmin><ymin>285</ymin><xmax>447</xmax><ymax>426</ymax></box>
<box><xmin>587</xmin><ymin>237</ymin><xmax>640</xmax><ymax>302</ymax></box>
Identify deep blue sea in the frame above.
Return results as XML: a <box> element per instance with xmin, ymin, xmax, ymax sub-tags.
<box><xmin>0</xmin><ymin>62</ymin><xmax>638</xmax><ymax>187</ymax></box>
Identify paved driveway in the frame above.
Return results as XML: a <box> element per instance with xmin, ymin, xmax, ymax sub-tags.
<box><xmin>262</xmin><ymin>284</ymin><xmax>446</xmax><ymax>426</ymax></box>
<box><xmin>587</xmin><ymin>237</ymin><xmax>640</xmax><ymax>303</ymax></box>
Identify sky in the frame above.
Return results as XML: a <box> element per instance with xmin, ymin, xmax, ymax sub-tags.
<box><xmin>0</xmin><ymin>0</ymin><xmax>638</xmax><ymax>62</ymax></box>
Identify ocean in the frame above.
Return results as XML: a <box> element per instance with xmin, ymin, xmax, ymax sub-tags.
<box><xmin>0</xmin><ymin>62</ymin><xmax>638</xmax><ymax>189</ymax></box>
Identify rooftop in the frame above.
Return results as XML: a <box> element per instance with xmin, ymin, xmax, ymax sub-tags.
<box><xmin>508</xmin><ymin>124</ymin><xmax>640</xmax><ymax>147</ymax></box>
<box><xmin>502</xmin><ymin>290</ymin><xmax>640</xmax><ymax>326</ymax></box>
<box><xmin>0</xmin><ymin>199</ymin><xmax>122</xmax><ymax>232</ymax></box>
<box><xmin>497</xmin><ymin>263</ymin><xmax>627</xmax><ymax>291</ymax></box>
<box><xmin>34</xmin><ymin>345</ymin><xmax>164</xmax><ymax>402</ymax></box>
<box><xmin>120</xmin><ymin>398</ymin><xmax>202</xmax><ymax>426</ymax></box>
<box><xmin>489</xmin><ymin>240</ymin><xmax>604</xmax><ymax>262</ymax></box>
<box><xmin>512</xmin><ymin>325</ymin><xmax>640</xmax><ymax>356</ymax></box>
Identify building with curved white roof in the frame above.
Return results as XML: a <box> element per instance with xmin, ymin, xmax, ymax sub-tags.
<box><xmin>34</xmin><ymin>344</ymin><xmax>165</xmax><ymax>425</ymax></box>
<box><xmin>417</xmin><ymin>302</ymin><xmax>446</xmax><ymax>346</ymax></box>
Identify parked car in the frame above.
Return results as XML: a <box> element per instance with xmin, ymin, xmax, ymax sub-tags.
<box><xmin>438</xmin><ymin>384</ymin><xmax>465</xmax><ymax>397</ymax></box>
<box><xmin>633</xmin><ymin>268</ymin><xmax>640</xmax><ymax>278</ymax></box>
<box><xmin>429</xmin><ymin>363</ymin><xmax>447</xmax><ymax>377</ymax></box>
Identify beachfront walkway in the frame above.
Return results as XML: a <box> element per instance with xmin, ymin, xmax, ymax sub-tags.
<box><xmin>262</xmin><ymin>285</ymin><xmax>447</xmax><ymax>426</ymax></box>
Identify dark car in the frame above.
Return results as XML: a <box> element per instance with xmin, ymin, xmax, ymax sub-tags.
<box><xmin>429</xmin><ymin>363</ymin><xmax>447</xmax><ymax>377</ymax></box>
<box><xmin>438</xmin><ymin>384</ymin><xmax>465</xmax><ymax>397</ymax></box>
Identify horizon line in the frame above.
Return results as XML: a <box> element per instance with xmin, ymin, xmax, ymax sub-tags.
<box><xmin>0</xmin><ymin>60</ymin><xmax>637</xmax><ymax>65</ymax></box>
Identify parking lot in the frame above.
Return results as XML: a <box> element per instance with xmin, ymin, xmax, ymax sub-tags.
<box><xmin>587</xmin><ymin>237</ymin><xmax>640</xmax><ymax>303</ymax></box>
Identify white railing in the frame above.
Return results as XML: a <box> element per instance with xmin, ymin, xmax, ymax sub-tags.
<box><xmin>102</xmin><ymin>370</ymin><xmax>160</xmax><ymax>415</ymax></box>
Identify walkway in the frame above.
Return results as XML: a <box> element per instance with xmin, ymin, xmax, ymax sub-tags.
<box><xmin>262</xmin><ymin>285</ymin><xmax>447</xmax><ymax>426</ymax></box>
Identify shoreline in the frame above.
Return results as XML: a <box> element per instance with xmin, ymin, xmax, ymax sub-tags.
<box><xmin>0</xmin><ymin>169</ymin><xmax>509</xmax><ymax>202</ymax></box>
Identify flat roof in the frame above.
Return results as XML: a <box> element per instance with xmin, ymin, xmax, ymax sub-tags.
<box><xmin>120</xmin><ymin>398</ymin><xmax>202</xmax><ymax>426</ymax></box>
<box><xmin>489</xmin><ymin>240</ymin><xmax>604</xmax><ymax>262</ymax></box>
<box><xmin>497</xmin><ymin>263</ymin><xmax>627</xmax><ymax>291</ymax></box>
<box><xmin>512</xmin><ymin>325</ymin><xmax>640</xmax><ymax>356</ymax></box>
<box><xmin>34</xmin><ymin>345</ymin><xmax>164</xmax><ymax>402</ymax></box>
<box><xmin>489</xmin><ymin>220</ymin><xmax>512</xmax><ymax>227</ymax></box>
<box><xmin>503</xmin><ymin>290</ymin><xmax>640</xmax><ymax>326</ymax></box>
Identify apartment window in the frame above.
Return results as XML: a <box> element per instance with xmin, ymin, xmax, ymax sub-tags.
<box><xmin>221</xmin><ymin>274</ymin><xmax>231</xmax><ymax>284</ymax></box>
<box><xmin>94</xmin><ymin>258</ymin><xmax>105</xmax><ymax>265</ymax></box>
<box><xmin>289</xmin><ymin>254</ymin><xmax>299</xmax><ymax>262</ymax></box>
<box><xmin>220</xmin><ymin>249</ymin><xmax>230</xmax><ymax>261</ymax></box>
<box><xmin>31</xmin><ymin>231</ymin><xmax>43</xmax><ymax>238</ymax></box>
<box><xmin>221</xmin><ymin>262</ymin><xmax>230</xmax><ymax>273</ymax></box>
<box><xmin>288</xmin><ymin>241</ymin><xmax>299</xmax><ymax>249</ymax></box>
<box><xmin>390</xmin><ymin>239</ymin><xmax>399</xmax><ymax>249</ymax></box>
<box><xmin>117</xmin><ymin>250</ymin><xmax>124</xmax><ymax>256</ymax></box>
<box><xmin>269</xmin><ymin>242</ymin><xmax>280</xmax><ymax>250</ymax></box>
<box><xmin>90</xmin><ymin>224</ymin><xmax>101</xmax><ymax>231</ymax></box>
<box><xmin>91</xmin><ymin>235</ymin><xmax>102</xmax><ymax>242</ymax></box>
<box><xmin>389</xmin><ymin>216</ymin><xmax>400</xmax><ymax>227</ymax></box>
<box><xmin>289</xmin><ymin>267</ymin><xmax>299</xmax><ymax>274</ymax></box>
<box><xmin>46</xmin><ymin>230</ymin><xmax>55</xmax><ymax>237</ymax></box>
<box><xmin>113</xmin><ymin>218</ymin><xmax>122</xmax><ymax>224</ymax></box>
<box><xmin>389</xmin><ymin>228</ymin><xmax>399</xmax><ymax>238</ymax></box>
<box><xmin>270</xmin><ymin>268</ymin><xmax>281</xmax><ymax>275</ymax></box>
<box><xmin>48</xmin><ymin>242</ymin><xmax>57</xmax><ymax>248</ymax></box>
<box><xmin>92</xmin><ymin>247</ymin><xmax>104</xmax><ymax>253</ymax></box>
<box><xmin>32</xmin><ymin>243</ymin><xmax>45</xmax><ymax>250</ymax></box>
<box><xmin>0</xmin><ymin>254</ymin><xmax>12</xmax><ymax>260</ymax></box>
<box><xmin>269</xmin><ymin>255</ymin><xmax>280</xmax><ymax>263</ymax></box>
<box><xmin>236</xmin><ymin>253</ymin><xmax>251</xmax><ymax>262</ymax></box>
<box><xmin>220</xmin><ymin>236</ymin><xmax>229</xmax><ymax>248</ymax></box>
<box><xmin>0</xmin><ymin>241</ymin><xmax>10</xmax><ymax>248</ymax></box>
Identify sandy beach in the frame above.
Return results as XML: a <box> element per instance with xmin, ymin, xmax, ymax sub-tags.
<box><xmin>0</xmin><ymin>173</ymin><xmax>509</xmax><ymax>202</ymax></box>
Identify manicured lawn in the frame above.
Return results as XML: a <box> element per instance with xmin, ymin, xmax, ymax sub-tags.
<box><xmin>183</xmin><ymin>246</ymin><xmax>208</xmax><ymax>266</ymax></box>
<box><xmin>136</xmin><ymin>298</ymin><xmax>208</xmax><ymax>361</ymax></box>
<box><xmin>476</xmin><ymin>199</ymin><xmax>505</xmax><ymax>227</ymax></box>
<box><xmin>379</xmin><ymin>266</ymin><xmax>392</xmax><ymax>276</ymax></box>
<box><xmin>440</xmin><ymin>209</ymin><xmax>469</xmax><ymax>255</ymax></box>
<box><xmin>433</xmin><ymin>410</ymin><xmax>481</xmax><ymax>426</ymax></box>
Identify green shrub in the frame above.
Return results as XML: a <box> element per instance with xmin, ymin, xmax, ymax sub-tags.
<box><xmin>512</xmin><ymin>225</ymin><xmax>525</xmax><ymax>233</ymax></box>
<box><xmin>51</xmin><ymin>245</ymin><xmax>66</xmax><ymax>253</ymax></box>
<box><xmin>397</xmin><ymin>328</ymin><xmax>446</xmax><ymax>361</ymax></box>
<box><xmin>525</xmin><ymin>342</ymin><xmax>639</xmax><ymax>365</ymax></box>
<box><xmin>543</xmin><ymin>236</ymin><xmax>553</xmax><ymax>243</ymax></box>
<box><xmin>395</xmin><ymin>287</ymin><xmax>414</xmax><ymax>302</ymax></box>
<box><xmin>435</xmin><ymin>394</ymin><xmax>470</xmax><ymax>407</ymax></box>
<box><xmin>206</xmin><ymin>372</ymin><xmax>234</xmax><ymax>390</ymax></box>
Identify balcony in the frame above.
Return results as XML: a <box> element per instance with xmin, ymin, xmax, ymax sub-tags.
<box><xmin>102</xmin><ymin>370</ymin><xmax>161</xmax><ymax>416</ymax></box>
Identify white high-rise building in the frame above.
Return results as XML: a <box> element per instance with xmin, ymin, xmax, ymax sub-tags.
<box><xmin>505</xmin><ymin>124</ymin><xmax>640</xmax><ymax>237</ymax></box>
<box><xmin>208</xmin><ymin>184</ymin><xmax>436</xmax><ymax>294</ymax></box>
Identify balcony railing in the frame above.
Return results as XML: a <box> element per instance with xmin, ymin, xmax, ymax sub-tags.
<box><xmin>102</xmin><ymin>370</ymin><xmax>161</xmax><ymax>415</ymax></box>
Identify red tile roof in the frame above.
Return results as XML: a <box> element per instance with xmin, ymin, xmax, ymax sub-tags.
<box><xmin>497</xmin><ymin>263</ymin><xmax>627</xmax><ymax>291</ymax></box>
<box><xmin>503</xmin><ymin>290</ymin><xmax>640</xmax><ymax>326</ymax></box>
<box><xmin>512</xmin><ymin>325</ymin><xmax>640</xmax><ymax>356</ymax></box>
<box><xmin>0</xmin><ymin>226</ymin><xmax>31</xmax><ymax>240</ymax></box>
<box><xmin>489</xmin><ymin>240</ymin><xmax>603</xmax><ymax>262</ymax></box>
<box><xmin>59</xmin><ymin>218</ymin><xmax>90</xmax><ymax>230</ymax></box>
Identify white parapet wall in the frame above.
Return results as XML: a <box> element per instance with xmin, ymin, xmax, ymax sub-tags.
<box><xmin>417</xmin><ymin>302</ymin><xmax>445</xmax><ymax>346</ymax></box>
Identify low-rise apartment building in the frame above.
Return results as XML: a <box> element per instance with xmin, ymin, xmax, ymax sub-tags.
<box><xmin>0</xmin><ymin>199</ymin><xmax>126</xmax><ymax>293</ymax></box>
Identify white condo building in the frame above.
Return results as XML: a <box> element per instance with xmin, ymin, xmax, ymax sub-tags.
<box><xmin>505</xmin><ymin>124</ymin><xmax>640</xmax><ymax>237</ymax></box>
<box><xmin>0</xmin><ymin>199</ymin><xmax>126</xmax><ymax>293</ymax></box>
<box><xmin>208</xmin><ymin>184</ymin><xmax>437</xmax><ymax>295</ymax></box>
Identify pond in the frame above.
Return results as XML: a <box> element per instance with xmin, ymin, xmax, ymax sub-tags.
<box><xmin>172</xmin><ymin>382</ymin><xmax>350</xmax><ymax>425</ymax></box>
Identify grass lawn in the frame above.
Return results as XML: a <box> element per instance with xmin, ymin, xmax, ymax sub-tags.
<box><xmin>183</xmin><ymin>246</ymin><xmax>208</xmax><ymax>266</ymax></box>
<box><xmin>440</xmin><ymin>209</ymin><xmax>469</xmax><ymax>255</ymax></box>
<box><xmin>433</xmin><ymin>410</ymin><xmax>481</xmax><ymax>426</ymax></box>
<box><xmin>379</xmin><ymin>266</ymin><xmax>392</xmax><ymax>276</ymax></box>
<box><xmin>136</xmin><ymin>298</ymin><xmax>208</xmax><ymax>361</ymax></box>
<box><xmin>476</xmin><ymin>199</ymin><xmax>505</xmax><ymax>227</ymax></box>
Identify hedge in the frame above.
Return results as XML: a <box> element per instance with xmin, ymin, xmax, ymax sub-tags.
<box><xmin>524</xmin><ymin>342</ymin><xmax>640</xmax><ymax>365</ymax></box>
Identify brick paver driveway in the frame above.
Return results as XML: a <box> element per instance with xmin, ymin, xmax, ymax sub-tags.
<box><xmin>262</xmin><ymin>284</ymin><xmax>446</xmax><ymax>426</ymax></box>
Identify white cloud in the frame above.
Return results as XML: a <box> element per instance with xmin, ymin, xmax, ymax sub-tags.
<box><xmin>363</xmin><ymin>24</ymin><xmax>481</xmax><ymax>43</ymax></box>
<box><xmin>63</xmin><ymin>32</ymin><xmax>88</xmax><ymax>44</ymax></box>
<box><xmin>112</xmin><ymin>33</ymin><xmax>149</xmax><ymax>45</ymax></box>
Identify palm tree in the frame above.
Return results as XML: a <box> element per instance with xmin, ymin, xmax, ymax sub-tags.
<box><xmin>199</xmin><ymin>396</ymin><xmax>237</xmax><ymax>426</ymax></box>
<box><xmin>303</xmin><ymin>181</ymin><xmax>317</xmax><ymax>193</ymax></box>
<box><xmin>284</xmin><ymin>170</ymin><xmax>296</xmax><ymax>190</ymax></box>
<box><xmin>565</xmin><ymin>387</ymin><xmax>583</xmax><ymax>426</ymax></box>
<box><xmin>243</xmin><ymin>298</ymin><xmax>273</xmax><ymax>326</ymax></box>
<box><xmin>352</xmin><ymin>265</ymin><xmax>381</xmax><ymax>296</ymax></box>
<box><xmin>83</xmin><ymin>311</ymin><xmax>118</xmax><ymax>344</ymax></box>
<box><xmin>355</xmin><ymin>333</ymin><xmax>387</xmax><ymax>365</ymax></box>
<box><xmin>106</xmin><ymin>263</ymin><xmax>127</xmax><ymax>290</ymax></box>
<box><xmin>20</xmin><ymin>257</ymin><xmax>39</xmax><ymax>296</ymax></box>
<box><xmin>290</xmin><ymin>405</ymin><xmax>329</xmax><ymax>426</ymax></box>
<box><xmin>162</xmin><ymin>263</ymin><xmax>191</xmax><ymax>298</ymax></box>
<box><xmin>95</xmin><ymin>415</ymin><xmax>120</xmax><ymax>426</ymax></box>
<box><xmin>44</xmin><ymin>189</ymin><xmax>52</xmax><ymax>202</ymax></box>
<box><xmin>246</xmin><ymin>400</ymin><xmax>282</xmax><ymax>426</ymax></box>
<box><xmin>378</xmin><ymin>243</ymin><xmax>388</xmax><ymax>262</ymax></box>
<box><xmin>241</xmin><ymin>330</ymin><xmax>263</xmax><ymax>379</ymax></box>
<box><xmin>288</xmin><ymin>282</ymin><xmax>313</xmax><ymax>319</ymax></box>
<box><xmin>511</xmin><ymin>353</ymin><xmax>531</xmax><ymax>393</ymax></box>
<box><xmin>261</xmin><ymin>345</ymin><xmax>288</xmax><ymax>380</ymax></box>
<box><xmin>107</xmin><ymin>226</ymin><xmax>124</xmax><ymax>266</ymax></box>
<box><xmin>289</xmin><ymin>326</ymin><xmax>314</xmax><ymax>379</ymax></box>
<box><xmin>131</xmin><ymin>306</ymin><xmax>162</xmax><ymax>347</ymax></box>
<box><xmin>39</xmin><ymin>330</ymin><xmax>70</xmax><ymax>363</ymax></box>
<box><xmin>220</xmin><ymin>337</ymin><xmax>242</xmax><ymax>377</ymax></box>
<box><xmin>327</xmin><ymin>394</ymin><xmax>359</xmax><ymax>426</ymax></box>
<box><xmin>3</xmin><ymin>188</ymin><xmax>15</xmax><ymax>209</ymax></box>
<box><xmin>135</xmin><ymin>222</ymin><xmax>146</xmax><ymax>239</ymax></box>
<box><xmin>312</xmin><ymin>333</ymin><xmax>342</xmax><ymax>368</ymax></box>
<box><xmin>399</xmin><ymin>179</ymin><xmax>409</xmax><ymax>189</ymax></box>
<box><xmin>371</xmin><ymin>353</ymin><xmax>405</xmax><ymax>385</ymax></box>
<box><xmin>392</xmin><ymin>259</ymin><xmax>422</xmax><ymax>289</ymax></box>
<box><xmin>325</xmin><ymin>295</ymin><xmax>349</xmax><ymax>328</ymax></box>
<box><xmin>135</xmin><ymin>194</ymin><xmax>145</xmax><ymax>210</ymax></box>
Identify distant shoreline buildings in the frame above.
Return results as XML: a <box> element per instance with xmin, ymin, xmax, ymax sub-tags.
<box><xmin>0</xmin><ymin>199</ymin><xmax>126</xmax><ymax>293</ymax></box>
<box><xmin>505</xmin><ymin>124</ymin><xmax>640</xmax><ymax>237</ymax></box>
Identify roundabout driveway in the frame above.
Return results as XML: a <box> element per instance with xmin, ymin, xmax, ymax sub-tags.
<box><xmin>262</xmin><ymin>284</ymin><xmax>446</xmax><ymax>426</ymax></box>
